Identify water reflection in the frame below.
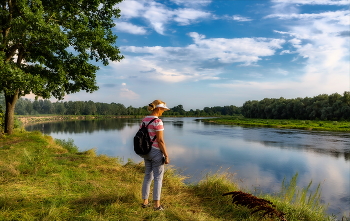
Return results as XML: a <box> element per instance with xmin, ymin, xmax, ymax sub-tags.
<box><xmin>191</xmin><ymin>124</ymin><xmax>350</xmax><ymax>161</ymax></box>
<box><xmin>172</xmin><ymin>121</ymin><xmax>184</xmax><ymax>128</ymax></box>
<box><xmin>25</xmin><ymin>118</ymin><xmax>350</xmax><ymax>218</ymax></box>
<box><xmin>25</xmin><ymin>118</ymin><xmax>139</xmax><ymax>134</ymax></box>
<box><xmin>240</xmin><ymin>128</ymin><xmax>350</xmax><ymax>161</ymax></box>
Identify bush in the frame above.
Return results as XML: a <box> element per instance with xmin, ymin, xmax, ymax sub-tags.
<box><xmin>54</xmin><ymin>138</ymin><xmax>79</xmax><ymax>153</ymax></box>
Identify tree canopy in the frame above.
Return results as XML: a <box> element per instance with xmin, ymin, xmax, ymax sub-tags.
<box><xmin>0</xmin><ymin>0</ymin><xmax>124</xmax><ymax>134</ymax></box>
<box><xmin>242</xmin><ymin>91</ymin><xmax>350</xmax><ymax>121</ymax></box>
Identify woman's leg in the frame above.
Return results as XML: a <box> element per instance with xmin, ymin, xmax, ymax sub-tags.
<box><xmin>142</xmin><ymin>159</ymin><xmax>153</xmax><ymax>203</ymax></box>
<box><xmin>153</xmin><ymin>164</ymin><xmax>164</xmax><ymax>202</ymax></box>
<box><xmin>152</xmin><ymin>153</ymin><xmax>165</xmax><ymax>208</ymax></box>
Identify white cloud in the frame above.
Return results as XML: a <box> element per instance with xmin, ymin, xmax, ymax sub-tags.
<box><xmin>174</xmin><ymin>8</ymin><xmax>211</xmax><ymax>25</ymax></box>
<box><xmin>114</xmin><ymin>21</ymin><xmax>147</xmax><ymax>35</ymax></box>
<box><xmin>170</xmin><ymin>0</ymin><xmax>212</xmax><ymax>7</ymax></box>
<box><xmin>271</xmin><ymin>0</ymin><xmax>350</xmax><ymax>5</ymax></box>
<box><xmin>143</xmin><ymin>2</ymin><xmax>173</xmax><ymax>35</ymax></box>
<box><xmin>117</xmin><ymin>0</ymin><xmax>212</xmax><ymax>35</ymax></box>
<box><xmin>187</xmin><ymin>32</ymin><xmax>285</xmax><ymax>64</ymax></box>
<box><xmin>274</xmin><ymin>68</ymin><xmax>289</xmax><ymax>76</ymax></box>
<box><xmin>266</xmin><ymin>10</ymin><xmax>350</xmax><ymax>25</ymax></box>
<box><xmin>115</xmin><ymin>33</ymin><xmax>285</xmax><ymax>83</ymax></box>
<box><xmin>245</xmin><ymin>72</ymin><xmax>264</xmax><ymax>78</ymax></box>
<box><xmin>232</xmin><ymin>15</ymin><xmax>252</xmax><ymax>22</ymax></box>
<box><xmin>280</xmin><ymin>50</ymin><xmax>293</xmax><ymax>55</ymax></box>
<box><xmin>271</xmin><ymin>10</ymin><xmax>350</xmax><ymax>80</ymax></box>
<box><xmin>211</xmin><ymin>1</ymin><xmax>350</xmax><ymax>99</ymax></box>
<box><xmin>119</xmin><ymin>87</ymin><xmax>139</xmax><ymax>100</ymax></box>
<box><xmin>117</xmin><ymin>0</ymin><xmax>145</xmax><ymax>19</ymax></box>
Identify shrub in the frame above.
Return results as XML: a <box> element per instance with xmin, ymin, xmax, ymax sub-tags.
<box><xmin>55</xmin><ymin>138</ymin><xmax>79</xmax><ymax>153</ymax></box>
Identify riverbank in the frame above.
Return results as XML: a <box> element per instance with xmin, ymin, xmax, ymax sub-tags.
<box><xmin>17</xmin><ymin>115</ymin><xmax>350</xmax><ymax>132</ymax></box>
<box><xmin>16</xmin><ymin>115</ymin><xmax>194</xmax><ymax>126</ymax></box>
<box><xmin>16</xmin><ymin>115</ymin><xmax>135</xmax><ymax>125</ymax></box>
<box><xmin>200</xmin><ymin>116</ymin><xmax>350</xmax><ymax>132</ymax></box>
<box><xmin>0</xmin><ymin>130</ymin><xmax>336</xmax><ymax>221</ymax></box>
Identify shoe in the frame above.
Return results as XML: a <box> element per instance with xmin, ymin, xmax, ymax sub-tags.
<box><xmin>141</xmin><ymin>203</ymin><xmax>150</xmax><ymax>208</ymax></box>
<box><xmin>154</xmin><ymin>205</ymin><xmax>164</xmax><ymax>211</ymax></box>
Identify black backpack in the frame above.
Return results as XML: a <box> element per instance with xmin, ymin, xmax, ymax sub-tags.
<box><xmin>134</xmin><ymin>118</ymin><xmax>157</xmax><ymax>155</ymax></box>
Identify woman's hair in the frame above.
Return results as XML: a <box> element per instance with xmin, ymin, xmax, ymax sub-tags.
<box><xmin>148</xmin><ymin>100</ymin><xmax>167</xmax><ymax>111</ymax></box>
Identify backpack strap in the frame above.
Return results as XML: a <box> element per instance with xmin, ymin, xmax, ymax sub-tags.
<box><xmin>145</xmin><ymin>117</ymin><xmax>157</xmax><ymax>127</ymax></box>
<box><xmin>145</xmin><ymin>118</ymin><xmax>157</xmax><ymax>141</ymax></box>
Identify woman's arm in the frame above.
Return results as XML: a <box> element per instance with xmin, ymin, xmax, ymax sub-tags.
<box><xmin>155</xmin><ymin>130</ymin><xmax>169</xmax><ymax>164</ymax></box>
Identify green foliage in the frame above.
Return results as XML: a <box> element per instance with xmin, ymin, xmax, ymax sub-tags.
<box><xmin>12</xmin><ymin>91</ymin><xmax>350</xmax><ymax>120</ymax></box>
<box><xmin>242</xmin><ymin>91</ymin><xmax>350</xmax><ymax>121</ymax></box>
<box><xmin>13</xmin><ymin>97</ymin><xmax>243</xmax><ymax>116</ymax></box>
<box><xmin>0</xmin><ymin>0</ymin><xmax>124</xmax><ymax>133</ymax></box>
<box><xmin>275</xmin><ymin>173</ymin><xmax>330</xmax><ymax>221</ymax></box>
<box><xmin>0</xmin><ymin>0</ymin><xmax>124</xmax><ymax>98</ymax></box>
<box><xmin>55</xmin><ymin>138</ymin><xmax>79</xmax><ymax>153</ymax></box>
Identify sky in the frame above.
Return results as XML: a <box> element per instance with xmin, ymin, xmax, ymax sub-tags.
<box><xmin>50</xmin><ymin>0</ymin><xmax>350</xmax><ymax>110</ymax></box>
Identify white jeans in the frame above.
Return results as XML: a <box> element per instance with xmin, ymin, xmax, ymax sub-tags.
<box><xmin>140</xmin><ymin>148</ymin><xmax>165</xmax><ymax>201</ymax></box>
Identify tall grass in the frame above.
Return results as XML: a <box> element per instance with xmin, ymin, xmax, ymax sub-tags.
<box><xmin>0</xmin><ymin>130</ymin><xmax>337</xmax><ymax>221</ymax></box>
<box><xmin>265</xmin><ymin>173</ymin><xmax>332</xmax><ymax>221</ymax></box>
<box><xmin>280</xmin><ymin>173</ymin><xmax>323</xmax><ymax>209</ymax></box>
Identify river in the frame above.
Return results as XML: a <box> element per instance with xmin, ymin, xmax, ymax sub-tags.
<box><xmin>25</xmin><ymin>117</ymin><xmax>350</xmax><ymax>219</ymax></box>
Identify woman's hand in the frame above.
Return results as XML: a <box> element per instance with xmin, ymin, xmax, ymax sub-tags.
<box><xmin>164</xmin><ymin>157</ymin><xmax>170</xmax><ymax>164</ymax></box>
<box><xmin>156</xmin><ymin>130</ymin><xmax>169</xmax><ymax>164</ymax></box>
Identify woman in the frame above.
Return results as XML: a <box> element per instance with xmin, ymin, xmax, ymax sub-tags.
<box><xmin>139</xmin><ymin>100</ymin><xmax>170</xmax><ymax>211</ymax></box>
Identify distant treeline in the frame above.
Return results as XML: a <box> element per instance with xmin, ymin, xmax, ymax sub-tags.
<box><xmin>242</xmin><ymin>91</ymin><xmax>350</xmax><ymax>120</ymax></box>
<box><xmin>0</xmin><ymin>95</ymin><xmax>241</xmax><ymax>117</ymax></box>
<box><xmin>1</xmin><ymin>92</ymin><xmax>349</xmax><ymax>120</ymax></box>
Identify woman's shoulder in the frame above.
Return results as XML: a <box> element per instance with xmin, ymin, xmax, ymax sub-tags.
<box><xmin>143</xmin><ymin>116</ymin><xmax>163</xmax><ymax>125</ymax></box>
<box><xmin>143</xmin><ymin>116</ymin><xmax>160</xmax><ymax>122</ymax></box>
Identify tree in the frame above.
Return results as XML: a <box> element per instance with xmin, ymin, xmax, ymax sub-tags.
<box><xmin>171</xmin><ymin>104</ymin><xmax>186</xmax><ymax>115</ymax></box>
<box><xmin>110</xmin><ymin>102</ymin><xmax>126</xmax><ymax>115</ymax></box>
<box><xmin>42</xmin><ymin>100</ymin><xmax>53</xmax><ymax>114</ymax></box>
<box><xmin>0</xmin><ymin>0</ymin><xmax>124</xmax><ymax>134</ymax></box>
<box><xmin>32</xmin><ymin>100</ymin><xmax>42</xmax><ymax>114</ymax></box>
<box><xmin>14</xmin><ymin>97</ymin><xmax>27</xmax><ymax>115</ymax></box>
<box><xmin>54</xmin><ymin>101</ymin><xmax>65</xmax><ymax>115</ymax></box>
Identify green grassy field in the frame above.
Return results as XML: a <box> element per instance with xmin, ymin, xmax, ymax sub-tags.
<box><xmin>0</xmin><ymin>130</ymin><xmax>339</xmax><ymax>221</ymax></box>
<box><xmin>200</xmin><ymin>116</ymin><xmax>350</xmax><ymax>132</ymax></box>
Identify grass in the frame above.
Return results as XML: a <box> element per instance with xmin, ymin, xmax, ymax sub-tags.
<box><xmin>0</xmin><ymin>130</ymin><xmax>340</xmax><ymax>221</ymax></box>
<box><xmin>201</xmin><ymin>116</ymin><xmax>350</xmax><ymax>132</ymax></box>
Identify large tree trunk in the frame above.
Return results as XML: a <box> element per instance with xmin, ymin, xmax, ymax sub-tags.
<box><xmin>4</xmin><ymin>91</ymin><xmax>19</xmax><ymax>135</ymax></box>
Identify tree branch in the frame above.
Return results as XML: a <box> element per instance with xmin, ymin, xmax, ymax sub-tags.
<box><xmin>5</xmin><ymin>44</ymin><xmax>18</xmax><ymax>61</ymax></box>
<box><xmin>16</xmin><ymin>47</ymin><xmax>25</xmax><ymax>65</ymax></box>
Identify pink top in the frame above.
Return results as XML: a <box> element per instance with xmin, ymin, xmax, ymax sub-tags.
<box><xmin>141</xmin><ymin>116</ymin><xmax>164</xmax><ymax>149</ymax></box>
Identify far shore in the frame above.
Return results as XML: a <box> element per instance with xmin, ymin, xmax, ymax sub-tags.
<box><xmin>16</xmin><ymin>115</ymin><xmax>350</xmax><ymax>132</ymax></box>
<box><xmin>199</xmin><ymin>117</ymin><xmax>350</xmax><ymax>132</ymax></box>
<box><xmin>16</xmin><ymin>115</ymin><xmax>135</xmax><ymax>125</ymax></box>
<box><xmin>16</xmin><ymin>114</ymin><xmax>206</xmax><ymax>126</ymax></box>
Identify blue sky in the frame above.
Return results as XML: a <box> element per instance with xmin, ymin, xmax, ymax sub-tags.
<box><xmin>54</xmin><ymin>0</ymin><xmax>350</xmax><ymax>110</ymax></box>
